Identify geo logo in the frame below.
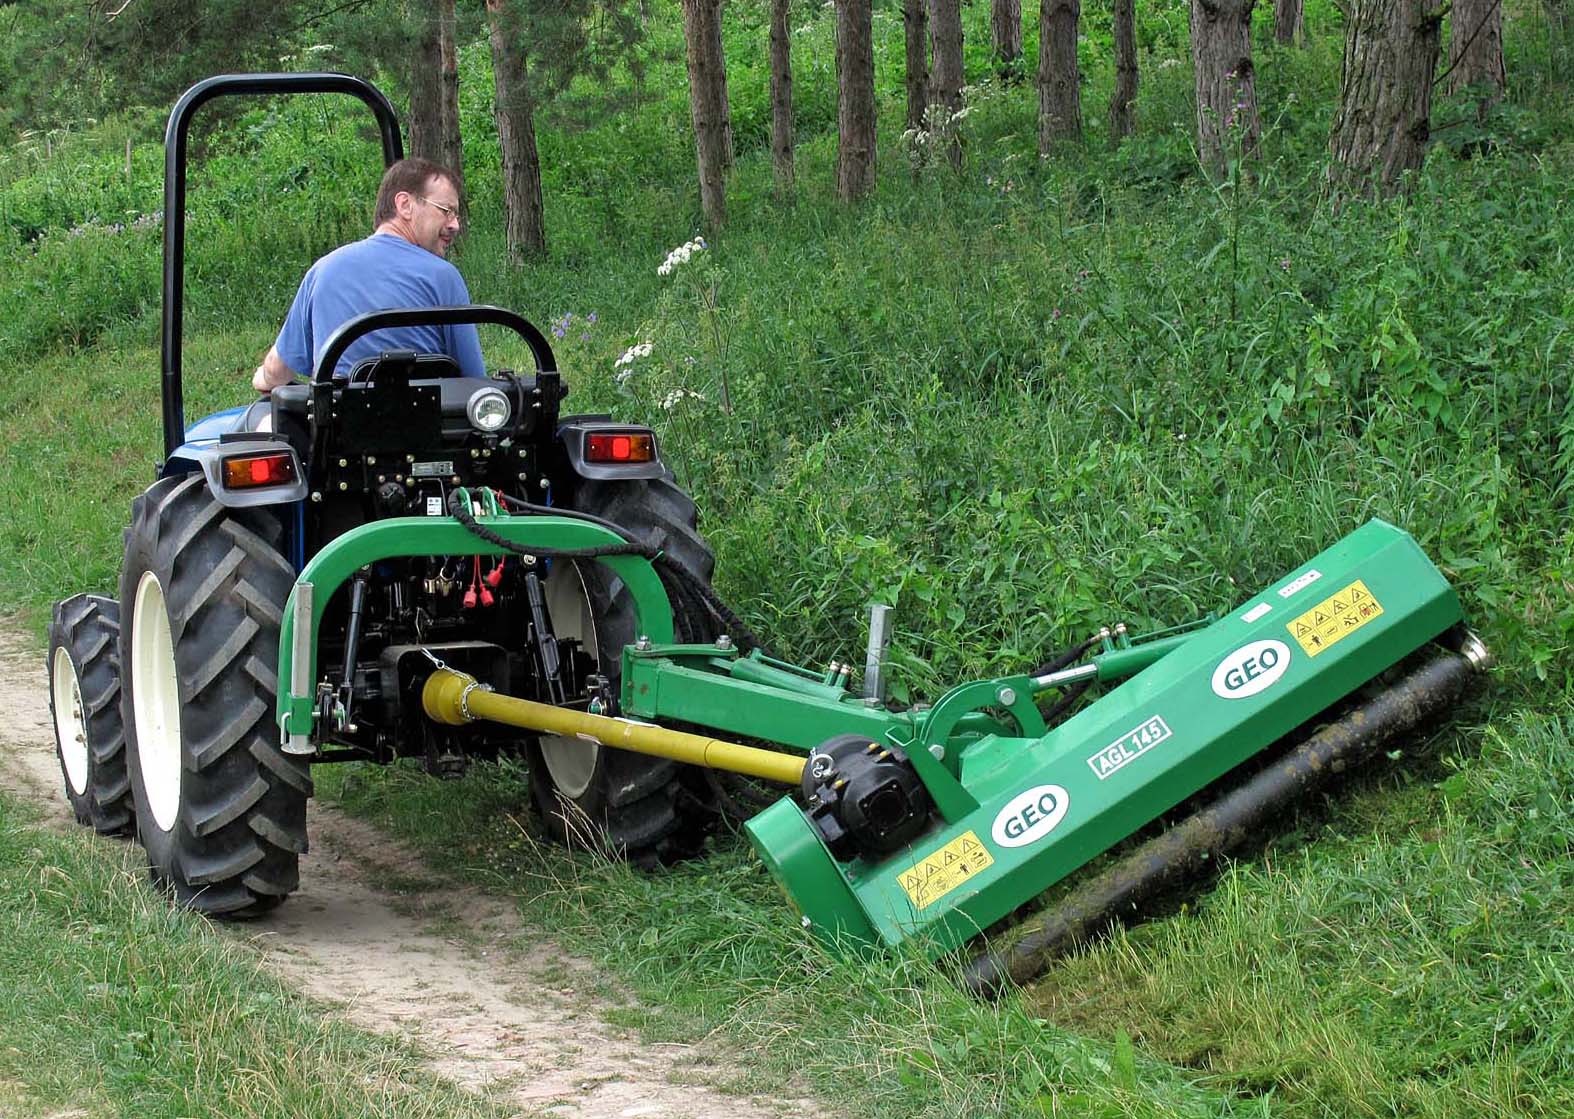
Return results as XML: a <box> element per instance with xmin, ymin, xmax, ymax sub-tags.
<box><xmin>990</xmin><ymin>785</ymin><xmax>1070</xmax><ymax>848</ymax></box>
<box><xmin>1210</xmin><ymin>639</ymin><xmax>1291</xmax><ymax>699</ymax></box>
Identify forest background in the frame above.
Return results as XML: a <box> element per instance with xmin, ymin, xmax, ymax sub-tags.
<box><xmin>0</xmin><ymin>0</ymin><xmax>1571</xmax><ymax>1117</ymax></box>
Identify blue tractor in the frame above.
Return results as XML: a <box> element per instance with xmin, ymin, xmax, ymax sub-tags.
<box><xmin>46</xmin><ymin>73</ymin><xmax>728</xmax><ymax>914</ymax></box>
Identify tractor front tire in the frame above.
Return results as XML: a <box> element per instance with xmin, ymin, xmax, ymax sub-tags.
<box><xmin>526</xmin><ymin>473</ymin><xmax>717</xmax><ymax>864</ymax></box>
<box><xmin>119</xmin><ymin>474</ymin><xmax>310</xmax><ymax>916</ymax></box>
<box><xmin>48</xmin><ymin>594</ymin><xmax>133</xmax><ymax>835</ymax></box>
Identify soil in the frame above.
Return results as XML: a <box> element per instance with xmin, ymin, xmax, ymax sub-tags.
<box><xmin>0</xmin><ymin>624</ymin><xmax>823</xmax><ymax>1119</ymax></box>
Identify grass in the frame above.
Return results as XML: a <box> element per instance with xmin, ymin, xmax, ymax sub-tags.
<box><xmin>0</xmin><ymin>793</ymin><xmax>512</xmax><ymax>1119</ymax></box>
<box><xmin>2</xmin><ymin>0</ymin><xmax>1572</xmax><ymax>1116</ymax></box>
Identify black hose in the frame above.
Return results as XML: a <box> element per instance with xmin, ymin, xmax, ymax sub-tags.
<box><xmin>448</xmin><ymin>489</ymin><xmax>770</xmax><ymax>654</ymax></box>
<box><xmin>1026</xmin><ymin>633</ymin><xmax>1103</xmax><ymax>679</ymax></box>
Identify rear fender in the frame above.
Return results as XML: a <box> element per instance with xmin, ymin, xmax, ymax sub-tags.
<box><xmin>556</xmin><ymin>417</ymin><xmax>666</xmax><ymax>481</ymax></box>
<box><xmin>164</xmin><ymin>438</ymin><xmax>308</xmax><ymax>509</ymax></box>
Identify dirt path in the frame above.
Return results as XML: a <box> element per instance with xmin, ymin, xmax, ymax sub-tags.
<box><xmin>0</xmin><ymin>625</ymin><xmax>821</xmax><ymax>1119</ymax></box>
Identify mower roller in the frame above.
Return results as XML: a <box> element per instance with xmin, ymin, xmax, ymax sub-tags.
<box><xmin>47</xmin><ymin>72</ymin><xmax>1487</xmax><ymax>990</ymax></box>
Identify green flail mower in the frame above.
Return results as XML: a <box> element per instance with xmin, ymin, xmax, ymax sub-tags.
<box><xmin>45</xmin><ymin>73</ymin><xmax>1489</xmax><ymax>993</ymax></box>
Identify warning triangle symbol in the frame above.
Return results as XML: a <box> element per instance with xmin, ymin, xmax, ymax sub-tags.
<box><xmin>1295</xmin><ymin>622</ymin><xmax>1312</xmax><ymax>637</ymax></box>
<box><xmin>942</xmin><ymin>851</ymin><xmax>958</xmax><ymax>866</ymax></box>
<box><xmin>1314</xmin><ymin>610</ymin><xmax>1329</xmax><ymax>624</ymax></box>
<box><xmin>1331</xmin><ymin>597</ymin><xmax>1348</xmax><ymax>614</ymax></box>
<box><xmin>960</xmin><ymin>837</ymin><xmax>979</xmax><ymax>854</ymax></box>
<box><xmin>1351</xmin><ymin>587</ymin><xmax>1365</xmax><ymax>602</ymax></box>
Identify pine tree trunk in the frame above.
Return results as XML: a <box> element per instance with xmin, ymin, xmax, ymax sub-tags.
<box><xmin>903</xmin><ymin>0</ymin><xmax>929</xmax><ymax>131</ymax></box>
<box><xmin>770</xmin><ymin>0</ymin><xmax>795</xmax><ymax>198</ymax></box>
<box><xmin>486</xmin><ymin>0</ymin><xmax>545</xmax><ymax>260</ymax></box>
<box><xmin>1038</xmin><ymin>0</ymin><xmax>1083</xmax><ymax>147</ymax></box>
<box><xmin>992</xmin><ymin>0</ymin><xmax>1023</xmax><ymax>69</ymax></box>
<box><xmin>682</xmin><ymin>0</ymin><xmax>731</xmax><ymax>227</ymax></box>
<box><xmin>1446</xmin><ymin>0</ymin><xmax>1505</xmax><ymax>99</ymax></box>
<box><xmin>1274</xmin><ymin>0</ymin><xmax>1305</xmax><ymax>45</ymax></box>
<box><xmin>836</xmin><ymin>0</ymin><xmax>877</xmax><ymax>201</ymax></box>
<box><xmin>1329</xmin><ymin>0</ymin><xmax>1443</xmax><ymax>198</ymax></box>
<box><xmin>929</xmin><ymin>0</ymin><xmax>965</xmax><ymax>167</ymax></box>
<box><xmin>438</xmin><ymin>0</ymin><xmax>464</xmax><ymax>190</ymax></box>
<box><xmin>705</xmin><ymin>0</ymin><xmax>735</xmax><ymax>169</ymax></box>
<box><xmin>1109</xmin><ymin>0</ymin><xmax>1138</xmax><ymax>143</ymax></box>
<box><xmin>408</xmin><ymin>3</ymin><xmax>443</xmax><ymax>161</ymax></box>
<box><xmin>929</xmin><ymin>0</ymin><xmax>964</xmax><ymax>111</ymax></box>
<box><xmin>1191</xmin><ymin>0</ymin><xmax>1259</xmax><ymax>175</ymax></box>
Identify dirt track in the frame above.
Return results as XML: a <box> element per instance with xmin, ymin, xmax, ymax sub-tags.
<box><xmin>0</xmin><ymin>624</ymin><xmax>821</xmax><ymax>1119</ymax></box>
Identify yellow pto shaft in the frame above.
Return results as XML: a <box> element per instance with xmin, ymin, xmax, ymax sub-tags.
<box><xmin>421</xmin><ymin>668</ymin><xmax>806</xmax><ymax>786</ymax></box>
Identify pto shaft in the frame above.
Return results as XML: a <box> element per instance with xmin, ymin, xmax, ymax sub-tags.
<box><xmin>421</xmin><ymin>668</ymin><xmax>806</xmax><ymax>785</ymax></box>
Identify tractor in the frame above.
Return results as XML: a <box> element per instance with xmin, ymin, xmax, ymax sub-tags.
<box><xmin>47</xmin><ymin>73</ymin><xmax>726</xmax><ymax>914</ymax></box>
<box><xmin>48</xmin><ymin>74</ymin><xmax>1487</xmax><ymax>990</ymax></box>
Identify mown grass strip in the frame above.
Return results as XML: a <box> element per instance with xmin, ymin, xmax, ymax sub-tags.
<box><xmin>0</xmin><ymin>793</ymin><xmax>511</xmax><ymax>1119</ymax></box>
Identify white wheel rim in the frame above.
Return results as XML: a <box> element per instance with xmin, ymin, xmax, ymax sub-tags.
<box><xmin>51</xmin><ymin>646</ymin><xmax>90</xmax><ymax>796</ymax></box>
<box><xmin>537</xmin><ymin>562</ymin><xmax>600</xmax><ymax>798</ymax></box>
<box><xmin>132</xmin><ymin>570</ymin><xmax>183</xmax><ymax>833</ymax></box>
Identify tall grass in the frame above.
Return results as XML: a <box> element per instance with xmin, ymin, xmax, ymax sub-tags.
<box><xmin>1</xmin><ymin>0</ymin><xmax>1571</xmax><ymax>1116</ymax></box>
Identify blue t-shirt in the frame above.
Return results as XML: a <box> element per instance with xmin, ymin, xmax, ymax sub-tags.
<box><xmin>274</xmin><ymin>233</ymin><xmax>485</xmax><ymax>378</ymax></box>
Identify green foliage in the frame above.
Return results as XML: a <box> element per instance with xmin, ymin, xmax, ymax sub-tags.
<box><xmin>2</xmin><ymin>2</ymin><xmax>1573</xmax><ymax>1118</ymax></box>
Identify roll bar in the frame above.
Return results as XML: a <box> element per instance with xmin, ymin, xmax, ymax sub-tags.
<box><xmin>161</xmin><ymin>73</ymin><xmax>404</xmax><ymax>459</ymax></box>
<box><xmin>314</xmin><ymin>305</ymin><xmax>558</xmax><ymax>382</ymax></box>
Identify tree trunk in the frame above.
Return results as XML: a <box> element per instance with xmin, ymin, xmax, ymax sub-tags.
<box><xmin>1038</xmin><ymin>0</ymin><xmax>1083</xmax><ymax>148</ymax></box>
<box><xmin>1274</xmin><ymin>0</ymin><xmax>1305</xmax><ymax>46</ymax></box>
<box><xmin>992</xmin><ymin>0</ymin><xmax>1023</xmax><ymax>69</ymax></box>
<box><xmin>1329</xmin><ymin>0</ymin><xmax>1444</xmax><ymax>198</ymax></box>
<box><xmin>408</xmin><ymin>2</ymin><xmax>443</xmax><ymax>161</ymax></box>
<box><xmin>903</xmin><ymin>0</ymin><xmax>929</xmax><ymax>131</ymax></box>
<box><xmin>1109</xmin><ymin>0</ymin><xmax>1138</xmax><ymax>143</ymax></box>
<box><xmin>929</xmin><ymin>0</ymin><xmax>965</xmax><ymax>166</ymax></box>
<box><xmin>705</xmin><ymin>0</ymin><xmax>735</xmax><ymax>169</ymax></box>
<box><xmin>1191</xmin><ymin>0</ymin><xmax>1259</xmax><ymax>175</ymax></box>
<box><xmin>438</xmin><ymin>0</ymin><xmax>464</xmax><ymax>196</ymax></box>
<box><xmin>486</xmin><ymin>0</ymin><xmax>546</xmax><ymax>260</ymax></box>
<box><xmin>836</xmin><ymin>0</ymin><xmax>877</xmax><ymax>201</ymax></box>
<box><xmin>682</xmin><ymin>0</ymin><xmax>731</xmax><ymax>227</ymax></box>
<box><xmin>1445</xmin><ymin>0</ymin><xmax>1505</xmax><ymax>100</ymax></box>
<box><xmin>770</xmin><ymin>0</ymin><xmax>795</xmax><ymax>198</ymax></box>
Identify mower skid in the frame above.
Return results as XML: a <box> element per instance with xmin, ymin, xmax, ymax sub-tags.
<box><xmin>747</xmin><ymin>519</ymin><xmax>1469</xmax><ymax>957</ymax></box>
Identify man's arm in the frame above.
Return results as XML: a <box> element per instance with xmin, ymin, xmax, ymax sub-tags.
<box><xmin>253</xmin><ymin>346</ymin><xmax>301</xmax><ymax>394</ymax></box>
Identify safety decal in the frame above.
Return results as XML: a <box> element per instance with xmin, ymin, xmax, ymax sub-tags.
<box><xmin>1087</xmin><ymin>716</ymin><xmax>1173</xmax><ymax>780</ymax></box>
<box><xmin>1287</xmin><ymin>579</ymin><xmax>1384</xmax><ymax>657</ymax></box>
<box><xmin>897</xmin><ymin>830</ymin><xmax>995</xmax><ymax>910</ymax></box>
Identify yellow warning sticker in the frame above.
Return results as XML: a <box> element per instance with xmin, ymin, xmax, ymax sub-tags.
<box><xmin>1288</xmin><ymin>579</ymin><xmax>1384</xmax><ymax>657</ymax></box>
<box><xmin>896</xmin><ymin>830</ymin><xmax>995</xmax><ymax>910</ymax></box>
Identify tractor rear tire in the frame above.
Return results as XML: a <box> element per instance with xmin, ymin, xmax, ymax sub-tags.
<box><xmin>119</xmin><ymin>474</ymin><xmax>310</xmax><ymax>916</ymax></box>
<box><xmin>526</xmin><ymin>473</ymin><xmax>718</xmax><ymax>864</ymax></box>
<box><xmin>47</xmin><ymin>594</ymin><xmax>134</xmax><ymax>835</ymax></box>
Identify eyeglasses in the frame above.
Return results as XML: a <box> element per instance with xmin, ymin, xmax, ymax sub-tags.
<box><xmin>417</xmin><ymin>195</ymin><xmax>460</xmax><ymax>221</ymax></box>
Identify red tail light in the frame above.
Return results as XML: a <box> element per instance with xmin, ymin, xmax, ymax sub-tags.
<box><xmin>222</xmin><ymin>452</ymin><xmax>298</xmax><ymax>489</ymax></box>
<box><xmin>586</xmin><ymin>432</ymin><xmax>655</xmax><ymax>464</ymax></box>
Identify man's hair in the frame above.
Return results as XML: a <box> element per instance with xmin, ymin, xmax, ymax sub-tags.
<box><xmin>373</xmin><ymin>157</ymin><xmax>460</xmax><ymax>227</ymax></box>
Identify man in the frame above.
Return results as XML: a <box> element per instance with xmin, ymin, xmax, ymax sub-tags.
<box><xmin>253</xmin><ymin>157</ymin><xmax>484</xmax><ymax>393</ymax></box>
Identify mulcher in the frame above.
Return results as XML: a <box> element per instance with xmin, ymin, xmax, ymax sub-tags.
<box><xmin>48</xmin><ymin>74</ymin><xmax>1488</xmax><ymax>992</ymax></box>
